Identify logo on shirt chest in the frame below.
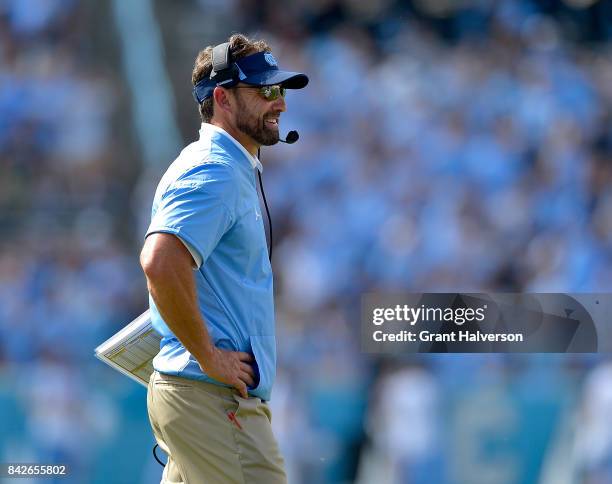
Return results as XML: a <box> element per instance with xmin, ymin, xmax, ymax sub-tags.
<box><xmin>255</xmin><ymin>208</ymin><xmax>262</xmax><ymax>221</ymax></box>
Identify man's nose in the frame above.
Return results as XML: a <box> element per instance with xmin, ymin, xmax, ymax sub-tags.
<box><xmin>272</xmin><ymin>95</ymin><xmax>286</xmax><ymax>112</ymax></box>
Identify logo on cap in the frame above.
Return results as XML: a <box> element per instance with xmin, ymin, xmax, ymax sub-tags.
<box><xmin>264</xmin><ymin>52</ymin><xmax>277</xmax><ymax>67</ymax></box>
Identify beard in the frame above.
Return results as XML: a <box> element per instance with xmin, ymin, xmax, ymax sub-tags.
<box><xmin>234</xmin><ymin>95</ymin><xmax>279</xmax><ymax>146</ymax></box>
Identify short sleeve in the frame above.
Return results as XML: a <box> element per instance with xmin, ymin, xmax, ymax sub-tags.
<box><xmin>146</xmin><ymin>162</ymin><xmax>236</xmax><ymax>268</ymax></box>
<box><xmin>179</xmin><ymin>238</ymin><xmax>203</xmax><ymax>269</ymax></box>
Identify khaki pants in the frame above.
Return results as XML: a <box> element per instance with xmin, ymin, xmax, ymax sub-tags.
<box><xmin>147</xmin><ymin>371</ymin><xmax>287</xmax><ymax>484</ymax></box>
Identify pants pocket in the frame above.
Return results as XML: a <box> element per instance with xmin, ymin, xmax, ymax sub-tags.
<box><xmin>232</xmin><ymin>394</ymin><xmax>261</xmax><ymax>418</ymax></box>
<box><xmin>154</xmin><ymin>373</ymin><xmax>194</xmax><ymax>390</ymax></box>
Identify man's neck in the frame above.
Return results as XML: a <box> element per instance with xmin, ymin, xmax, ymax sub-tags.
<box><xmin>211</xmin><ymin>120</ymin><xmax>258</xmax><ymax>156</ymax></box>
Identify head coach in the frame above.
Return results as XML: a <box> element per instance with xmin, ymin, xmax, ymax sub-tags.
<box><xmin>139</xmin><ymin>33</ymin><xmax>308</xmax><ymax>483</ymax></box>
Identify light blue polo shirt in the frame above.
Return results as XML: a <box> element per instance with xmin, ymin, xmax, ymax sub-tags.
<box><xmin>146</xmin><ymin>123</ymin><xmax>276</xmax><ymax>401</ymax></box>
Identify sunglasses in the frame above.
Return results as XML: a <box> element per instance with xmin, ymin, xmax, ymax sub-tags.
<box><xmin>233</xmin><ymin>85</ymin><xmax>286</xmax><ymax>101</ymax></box>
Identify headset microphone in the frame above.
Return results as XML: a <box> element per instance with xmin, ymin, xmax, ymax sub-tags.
<box><xmin>279</xmin><ymin>130</ymin><xmax>299</xmax><ymax>144</ymax></box>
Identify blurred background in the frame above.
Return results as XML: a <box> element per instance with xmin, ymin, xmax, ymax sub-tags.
<box><xmin>1</xmin><ymin>0</ymin><xmax>612</xmax><ymax>482</ymax></box>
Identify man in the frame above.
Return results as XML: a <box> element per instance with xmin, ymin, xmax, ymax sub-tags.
<box><xmin>140</xmin><ymin>33</ymin><xmax>308</xmax><ymax>483</ymax></box>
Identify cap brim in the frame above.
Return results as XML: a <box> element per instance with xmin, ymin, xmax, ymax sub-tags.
<box><xmin>242</xmin><ymin>70</ymin><xmax>309</xmax><ymax>89</ymax></box>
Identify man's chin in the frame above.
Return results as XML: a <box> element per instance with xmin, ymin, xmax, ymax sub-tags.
<box><xmin>258</xmin><ymin>128</ymin><xmax>280</xmax><ymax>146</ymax></box>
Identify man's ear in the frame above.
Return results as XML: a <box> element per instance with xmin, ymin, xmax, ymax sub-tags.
<box><xmin>213</xmin><ymin>86</ymin><xmax>232</xmax><ymax>114</ymax></box>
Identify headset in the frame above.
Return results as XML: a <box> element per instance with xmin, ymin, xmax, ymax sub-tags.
<box><xmin>208</xmin><ymin>42</ymin><xmax>240</xmax><ymax>87</ymax></box>
<box><xmin>193</xmin><ymin>42</ymin><xmax>247</xmax><ymax>103</ymax></box>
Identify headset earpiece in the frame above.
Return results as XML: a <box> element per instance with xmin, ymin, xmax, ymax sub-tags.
<box><xmin>210</xmin><ymin>42</ymin><xmax>239</xmax><ymax>86</ymax></box>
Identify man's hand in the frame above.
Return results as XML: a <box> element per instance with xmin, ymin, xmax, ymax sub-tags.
<box><xmin>199</xmin><ymin>349</ymin><xmax>256</xmax><ymax>399</ymax></box>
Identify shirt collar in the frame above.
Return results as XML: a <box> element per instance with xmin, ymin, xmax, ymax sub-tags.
<box><xmin>199</xmin><ymin>123</ymin><xmax>263</xmax><ymax>172</ymax></box>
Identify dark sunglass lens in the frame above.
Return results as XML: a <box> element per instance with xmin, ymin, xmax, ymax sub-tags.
<box><xmin>259</xmin><ymin>86</ymin><xmax>285</xmax><ymax>100</ymax></box>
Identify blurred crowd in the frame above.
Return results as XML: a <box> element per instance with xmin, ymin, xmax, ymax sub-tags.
<box><xmin>0</xmin><ymin>0</ymin><xmax>145</xmax><ymax>482</ymax></box>
<box><xmin>1</xmin><ymin>0</ymin><xmax>612</xmax><ymax>482</ymax></box>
